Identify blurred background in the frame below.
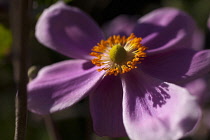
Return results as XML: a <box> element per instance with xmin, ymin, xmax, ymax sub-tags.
<box><xmin>0</xmin><ymin>0</ymin><xmax>210</xmax><ymax>140</ymax></box>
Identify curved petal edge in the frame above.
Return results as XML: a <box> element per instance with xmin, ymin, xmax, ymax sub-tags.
<box><xmin>35</xmin><ymin>1</ymin><xmax>104</xmax><ymax>59</ymax></box>
<box><xmin>121</xmin><ymin>70</ymin><xmax>201</xmax><ymax>140</ymax></box>
<box><xmin>28</xmin><ymin>59</ymin><xmax>105</xmax><ymax>114</ymax></box>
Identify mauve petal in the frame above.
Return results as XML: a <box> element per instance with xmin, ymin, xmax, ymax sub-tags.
<box><xmin>192</xmin><ymin>28</ymin><xmax>205</xmax><ymax>50</ymax></box>
<box><xmin>102</xmin><ymin>15</ymin><xmax>137</xmax><ymax>37</ymax></box>
<box><xmin>133</xmin><ymin>8</ymin><xmax>196</xmax><ymax>54</ymax></box>
<box><xmin>121</xmin><ymin>70</ymin><xmax>200</xmax><ymax>140</ymax></box>
<box><xmin>183</xmin><ymin>78</ymin><xmax>208</xmax><ymax>104</ymax></box>
<box><xmin>28</xmin><ymin>59</ymin><xmax>105</xmax><ymax>114</ymax></box>
<box><xmin>90</xmin><ymin>75</ymin><xmax>127</xmax><ymax>137</ymax></box>
<box><xmin>35</xmin><ymin>1</ymin><xmax>104</xmax><ymax>59</ymax></box>
<box><xmin>141</xmin><ymin>49</ymin><xmax>210</xmax><ymax>84</ymax></box>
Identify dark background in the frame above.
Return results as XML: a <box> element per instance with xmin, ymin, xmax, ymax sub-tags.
<box><xmin>0</xmin><ymin>0</ymin><xmax>210</xmax><ymax>139</ymax></box>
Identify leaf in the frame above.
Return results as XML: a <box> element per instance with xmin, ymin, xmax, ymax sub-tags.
<box><xmin>0</xmin><ymin>24</ymin><xmax>12</xmax><ymax>58</ymax></box>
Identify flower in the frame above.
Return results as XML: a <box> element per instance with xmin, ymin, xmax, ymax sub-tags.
<box><xmin>28</xmin><ymin>2</ymin><xmax>210</xmax><ymax>140</ymax></box>
<box><xmin>182</xmin><ymin>29</ymin><xmax>209</xmax><ymax>105</ymax></box>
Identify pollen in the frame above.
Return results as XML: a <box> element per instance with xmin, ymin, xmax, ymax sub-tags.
<box><xmin>90</xmin><ymin>33</ymin><xmax>147</xmax><ymax>76</ymax></box>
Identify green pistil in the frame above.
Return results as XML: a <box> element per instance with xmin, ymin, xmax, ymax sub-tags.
<box><xmin>109</xmin><ymin>44</ymin><xmax>127</xmax><ymax>64</ymax></box>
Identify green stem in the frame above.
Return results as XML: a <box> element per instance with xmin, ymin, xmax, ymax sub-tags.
<box><xmin>43</xmin><ymin>115</ymin><xmax>61</xmax><ymax>140</ymax></box>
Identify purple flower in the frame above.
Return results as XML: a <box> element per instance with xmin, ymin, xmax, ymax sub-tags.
<box><xmin>184</xmin><ymin>78</ymin><xmax>208</xmax><ymax>104</ymax></box>
<box><xmin>182</xmin><ymin>29</ymin><xmax>209</xmax><ymax>105</ymax></box>
<box><xmin>28</xmin><ymin>2</ymin><xmax>210</xmax><ymax>140</ymax></box>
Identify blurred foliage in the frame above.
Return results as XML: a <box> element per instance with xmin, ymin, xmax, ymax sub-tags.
<box><xmin>35</xmin><ymin>0</ymin><xmax>57</xmax><ymax>5</ymax></box>
<box><xmin>163</xmin><ymin>0</ymin><xmax>210</xmax><ymax>28</ymax></box>
<box><xmin>0</xmin><ymin>0</ymin><xmax>210</xmax><ymax>140</ymax></box>
<box><xmin>0</xmin><ymin>20</ymin><xmax>14</xmax><ymax>140</ymax></box>
<box><xmin>0</xmin><ymin>24</ymin><xmax>11</xmax><ymax>59</ymax></box>
<box><xmin>35</xmin><ymin>0</ymin><xmax>73</xmax><ymax>5</ymax></box>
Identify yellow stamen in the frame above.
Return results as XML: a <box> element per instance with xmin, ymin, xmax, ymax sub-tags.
<box><xmin>90</xmin><ymin>33</ymin><xmax>147</xmax><ymax>76</ymax></box>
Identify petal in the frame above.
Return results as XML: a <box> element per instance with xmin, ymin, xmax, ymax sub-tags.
<box><xmin>35</xmin><ymin>2</ymin><xmax>104</xmax><ymax>59</ymax></box>
<box><xmin>90</xmin><ymin>75</ymin><xmax>127</xmax><ymax>137</ymax></box>
<box><xmin>102</xmin><ymin>15</ymin><xmax>137</xmax><ymax>37</ymax></box>
<box><xmin>183</xmin><ymin>78</ymin><xmax>208</xmax><ymax>104</ymax></box>
<box><xmin>133</xmin><ymin>8</ymin><xmax>196</xmax><ymax>54</ymax></box>
<box><xmin>121</xmin><ymin>70</ymin><xmax>201</xmax><ymax>140</ymax></box>
<box><xmin>141</xmin><ymin>49</ymin><xmax>210</xmax><ymax>84</ymax></box>
<box><xmin>28</xmin><ymin>59</ymin><xmax>105</xmax><ymax>114</ymax></box>
<box><xmin>192</xmin><ymin>28</ymin><xmax>205</xmax><ymax>50</ymax></box>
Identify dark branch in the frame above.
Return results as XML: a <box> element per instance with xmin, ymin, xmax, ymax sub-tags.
<box><xmin>10</xmin><ymin>0</ymin><xmax>32</xmax><ymax>140</ymax></box>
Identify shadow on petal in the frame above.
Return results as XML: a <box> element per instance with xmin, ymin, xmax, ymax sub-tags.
<box><xmin>134</xmin><ymin>8</ymin><xmax>195</xmax><ymax>53</ymax></box>
<box><xmin>121</xmin><ymin>70</ymin><xmax>200</xmax><ymax>140</ymax></box>
<box><xmin>147</xmin><ymin>83</ymin><xmax>170</xmax><ymax>108</ymax></box>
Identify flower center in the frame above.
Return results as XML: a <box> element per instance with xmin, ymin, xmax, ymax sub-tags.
<box><xmin>90</xmin><ymin>33</ymin><xmax>147</xmax><ymax>76</ymax></box>
<box><xmin>109</xmin><ymin>44</ymin><xmax>127</xmax><ymax>64</ymax></box>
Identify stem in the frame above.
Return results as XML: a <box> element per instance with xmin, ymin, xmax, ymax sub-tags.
<box><xmin>43</xmin><ymin>115</ymin><xmax>61</xmax><ymax>140</ymax></box>
<box><xmin>10</xmin><ymin>0</ymin><xmax>32</xmax><ymax>140</ymax></box>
